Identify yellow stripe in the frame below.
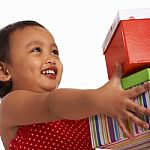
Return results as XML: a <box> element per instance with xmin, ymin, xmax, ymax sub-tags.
<box><xmin>104</xmin><ymin>115</ymin><xmax>110</xmax><ymax>143</ymax></box>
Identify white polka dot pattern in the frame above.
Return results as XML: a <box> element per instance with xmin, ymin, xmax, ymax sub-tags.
<box><xmin>9</xmin><ymin>119</ymin><xmax>94</xmax><ymax>150</ymax></box>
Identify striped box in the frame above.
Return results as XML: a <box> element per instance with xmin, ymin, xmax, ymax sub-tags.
<box><xmin>89</xmin><ymin>68</ymin><xmax>150</xmax><ymax>149</ymax></box>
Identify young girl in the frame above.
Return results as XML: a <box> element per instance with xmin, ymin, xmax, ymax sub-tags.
<box><xmin>0</xmin><ymin>20</ymin><xmax>150</xmax><ymax>150</ymax></box>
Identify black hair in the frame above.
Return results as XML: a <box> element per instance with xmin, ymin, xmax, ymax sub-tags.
<box><xmin>0</xmin><ymin>20</ymin><xmax>46</xmax><ymax>98</ymax></box>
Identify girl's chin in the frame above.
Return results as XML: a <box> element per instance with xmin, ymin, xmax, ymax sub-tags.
<box><xmin>43</xmin><ymin>86</ymin><xmax>58</xmax><ymax>92</ymax></box>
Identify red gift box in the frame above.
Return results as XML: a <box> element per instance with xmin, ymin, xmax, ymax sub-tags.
<box><xmin>103</xmin><ymin>8</ymin><xmax>150</xmax><ymax>79</ymax></box>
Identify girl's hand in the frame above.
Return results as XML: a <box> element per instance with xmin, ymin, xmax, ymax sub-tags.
<box><xmin>98</xmin><ymin>64</ymin><xmax>150</xmax><ymax>139</ymax></box>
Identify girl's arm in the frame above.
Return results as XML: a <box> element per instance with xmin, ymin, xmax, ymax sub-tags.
<box><xmin>1</xmin><ymin>64</ymin><xmax>150</xmax><ymax>139</ymax></box>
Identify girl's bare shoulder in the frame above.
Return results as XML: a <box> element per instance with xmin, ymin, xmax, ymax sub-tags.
<box><xmin>3</xmin><ymin>90</ymin><xmax>46</xmax><ymax>100</ymax></box>
<box><xmin>1</xmin><ymin>90</ymin><xmax>47</xmax><ymax>107</ymax></box>
<box><xmin>1</xmin><ymin>90</ymin><xmax>52</xmax><ymax>127</ymax></box>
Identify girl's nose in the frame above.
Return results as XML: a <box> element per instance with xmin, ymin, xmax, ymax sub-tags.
<box><xmin>46</xmin><ymin>58</ymin><xmax>56</xmax><ymax>65</ymax></box>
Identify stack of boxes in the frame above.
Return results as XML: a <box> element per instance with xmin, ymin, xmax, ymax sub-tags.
<box><xmin>89</xmin><ymin>8</ymin><xmax>150</xmax><ymax>149</ymax></box>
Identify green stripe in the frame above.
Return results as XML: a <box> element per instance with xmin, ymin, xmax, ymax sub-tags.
<box><xmin>92</xmin><ymin>116</ymin><xmax>99</xmax><ymax>147</ymax></box>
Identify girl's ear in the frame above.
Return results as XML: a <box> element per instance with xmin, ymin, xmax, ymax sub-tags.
<box><xmin>0</xmin><ymin>62</ymin><xmax>11</xmax><ymax>82</ymax></box>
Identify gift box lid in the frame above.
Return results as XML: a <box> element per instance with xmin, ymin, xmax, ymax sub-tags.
<box><xmin>121</xmin><ymin>68</ymin><xmax>150</xmax><ymax>89</ymax></box>
<box><xmin>102</xmin><ymin>8</ymin><xmax>150</xmax><ymax>52</ymax></box>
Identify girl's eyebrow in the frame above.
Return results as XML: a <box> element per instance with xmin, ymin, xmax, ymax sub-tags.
<box><xmin>26</xmin><ymin>40</ymin><xmax>58</xmax><ymax>49</ymax></box>
<box><xmin>26</xmin><ymin>40</ymin><xmax>43</xmax><ymax>48</ymax></box>
<box><xmin>51</xmin><ymin>43</ymin><xmax>58</xmax><ymax>49</ymax></box>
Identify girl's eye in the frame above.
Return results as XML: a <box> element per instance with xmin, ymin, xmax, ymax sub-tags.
<box><xmin>31</xmin><ymin>47</ymin><xmax>42</xmax><ymax>53</ymax></box>
<box><xmin>52</xmin><ymin>49</ymin><xmax>59</xmax><ymax>56</ymax></box>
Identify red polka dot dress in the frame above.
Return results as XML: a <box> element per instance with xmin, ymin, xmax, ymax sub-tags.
<box><xmin>9</xmin><ymin>118</ymin><xmax>94</xmax><ymax>150</ymax></box>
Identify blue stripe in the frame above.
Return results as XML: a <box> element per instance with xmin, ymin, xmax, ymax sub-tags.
<box><xmin>142</xmin><ymin>93</ymin><xmax>150</xmax><ymax>129</ymax></box>
<box><xmin>142</xmin><ymin>93</ymin><xmax>147</xmax><ymax>108</ymax></box>
<box><xmin>114</xmin><ymin>119</ymin><xmax>119</xmax><ymax>140</ymax></box>
<box><xmin>95</xmin><ymin>115</ymin><xmax>101</xmax><ymax>146</ymax></box>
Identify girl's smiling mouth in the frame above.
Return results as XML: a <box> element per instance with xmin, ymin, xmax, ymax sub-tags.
<box><xmin>41</xmin><ymin>66</ymin><xmax>58</xmax><ymax>79</ymax></box>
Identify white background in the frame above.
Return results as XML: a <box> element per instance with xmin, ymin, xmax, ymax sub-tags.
<box><xmin>0</xmin><ymin>0</ymin><xmax>150</xmax><ymax>149</ymax></box>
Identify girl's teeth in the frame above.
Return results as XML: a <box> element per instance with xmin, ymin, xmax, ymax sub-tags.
<box><xmin>42</xmin><ymin>70</ymin><xmax>55</xmax><ymax>75</ymax></box>
<box><xmin>42</xmin><ymin>70</ymin><xmax>46</xmax><ymax>74</ymax></box>
<box><xmin>46</xmin><ymin>70</ymin><xmax>49</xmax><ymax>74</ymax></box>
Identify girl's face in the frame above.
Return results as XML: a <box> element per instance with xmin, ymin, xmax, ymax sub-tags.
<box><xmin>7</xmin><ymin>26</ymin><xmax>63</xmax><ymax>92</ymax></box>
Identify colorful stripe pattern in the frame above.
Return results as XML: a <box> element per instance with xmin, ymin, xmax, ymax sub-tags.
<box><xmin>89</xmin><ymin>85</ymin><xmax>150</xmax><ymax>149</ymax></box>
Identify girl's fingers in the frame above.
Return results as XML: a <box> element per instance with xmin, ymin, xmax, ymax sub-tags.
<box><xmin>117</xmin><ymin>118</ymin><xmax>133</xmax><ymax>139</ymax></box>
<box><xmin>117</xmin><ymin>110</ymin><xmax>149</xmax><ymax>140</ymax></box>
<box><xmin>126</xmin><ymin>111</ymin><xmax>149</xmax><ymax>129</ymax></box>
<box><xmin>125</xmin><ymin>99</ymin><xmax>150</xmax><ymax>116</ymax></box>
<box><xmin>111</xmin><ymin>63</ymin><xmax>122</xmax><ymax>83</ymax></box>
<box><xmin>125</xmin><ymin>82</ymin><xmax>150</xmax><ymax>99</ymax></box>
